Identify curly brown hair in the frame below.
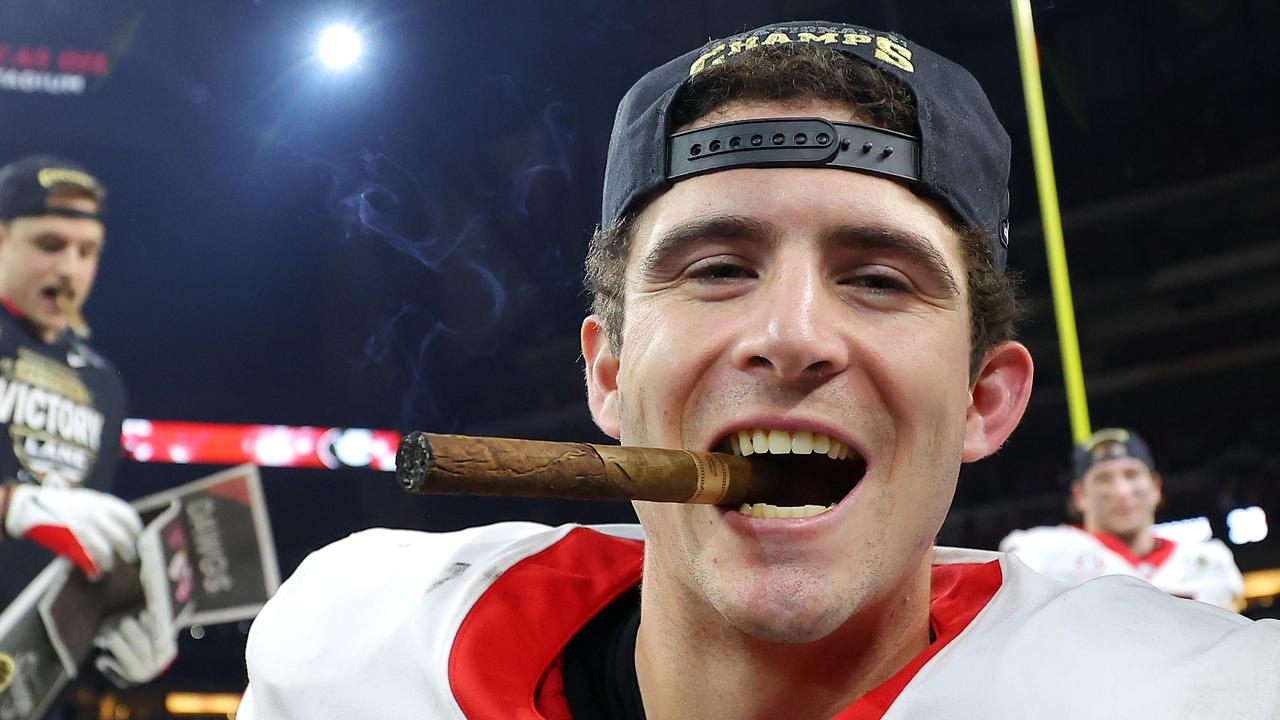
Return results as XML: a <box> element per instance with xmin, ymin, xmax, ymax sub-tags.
<box><xmin>586</xmin><ymin>44</ymin><xmax>1021</xmax><ymax>375</ymax></box>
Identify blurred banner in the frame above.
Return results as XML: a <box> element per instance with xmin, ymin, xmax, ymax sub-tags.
<box><xmin>0</xmin><ymin>1</ymin><xmax>145</xmax><ymax>100</ymax></box>
<box><xmin>0</xmin><ymin>42</ymin><xmax>109</xmax><ymax>97</ymax></box>
<box><xmin>0</xmin><ymin>465</ymin><xmax>277</xmax><ymax>720</ymax></box>
<box><xmin>122</xmin><ymin>419</ymin><xmax>400</xmax><ymax>471</ymax></box>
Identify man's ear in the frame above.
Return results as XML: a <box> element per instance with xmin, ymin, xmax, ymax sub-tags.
<box><xmin>582</xmin><ymin>315</ymin><xmax>621</xmax><ymax>440</ymax></box>
<box><xmin>962</xmin><ymin>340</ymin><xmax>1034</xmax><ymax>462</ymax></box>
<box><xmin>1069</xmin><ymin>480</ymin><xmax>1086</xmax><ymax>516</ymax></box>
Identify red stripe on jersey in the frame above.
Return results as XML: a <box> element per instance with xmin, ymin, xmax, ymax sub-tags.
<box><xmin>449</xmin><ymin>527</ymin><xmax>643</xmax><ymax>720</ymax></box>
<box><xmin>1088</xmin><ymin>529</ymin><xmax>1178</xmax><ymax>570</ymax></box>
<box><xmin>450</xmin><ymin>530</ymin><xmax>1001</xmax><ymax>720</ymax></box>
<box><xmin>833</xmin><ymin>560</ymin><xmax>1003</xmax><ymax>720</ymax></box>
<box><xmin>0</xmin><ymin>297</ymin><xmax>22</xmax><ymax>319</ymax></box>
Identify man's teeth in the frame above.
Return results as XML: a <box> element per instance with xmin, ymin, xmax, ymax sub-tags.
<box><xmin>722</xmin><ymin>430</ymin><xmax>855</xmax><ymax>519</ymax></box>
<box><xmin>728</xmin><ymin>429</ymin><xmax>852</xmax><ymax>460</ymax></box>
<box><xmin>738</xmin><ymin>502</ymin><xmax>834</xmax><ymax>519</ymax></box>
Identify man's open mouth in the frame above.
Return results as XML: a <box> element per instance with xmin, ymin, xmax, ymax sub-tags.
<box><xmin>715</xmin><ymin>429</ymin><xmax>867</xmax><ymax>519</ymax></box>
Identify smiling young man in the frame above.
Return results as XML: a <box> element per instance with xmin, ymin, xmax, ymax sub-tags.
<box><xmin>1001</xmin><ymin>427</ymin><xmax>1245</xmax><ymax>610</ymax></box>
<box><xmin>0</xmin><ymin>155</ymin><xmax>176</xmax><ymax>688</ymax></box>
<box><xmin>240</xmin><ymin>22</ymin><xmax>1280</xmax><ymax>719</ymax></box>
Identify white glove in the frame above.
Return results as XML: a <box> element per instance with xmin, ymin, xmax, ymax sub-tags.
<box><xmin>94</xmin><ymin>608</ymin><xmax>177</xmax><ymax>687</ymax></box>
<box><xmin>2</xmin><ymin>484</ymin><xmax>143</xmax><ymax>579</ymax></box>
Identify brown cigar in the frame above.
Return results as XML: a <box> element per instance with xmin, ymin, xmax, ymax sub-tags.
<box><xmin>396</xmin><ymin>432</ymin><xmax>784</xmax><ymax>505</ymax></box>
<box><xmin>55</xmin><ymin>278</ymin><xmax>90</xmax><ymax>339</ymax></box>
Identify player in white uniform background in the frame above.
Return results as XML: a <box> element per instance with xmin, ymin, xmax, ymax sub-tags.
<box><xmin>1001</xmin><ymin>427</ymin><xmax>1244</xmax><ymax>610</ymax></box>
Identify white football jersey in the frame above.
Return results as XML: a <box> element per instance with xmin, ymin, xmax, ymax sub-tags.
<box><xmin>1000</xmin><ymin>524</ymin><xmax>1244</xmax><ymax>610</ymax></box>
<box><xmin>239</xmin><ymin>522</ymin><xmax>1279</xmax><ymax>720</ymax></box>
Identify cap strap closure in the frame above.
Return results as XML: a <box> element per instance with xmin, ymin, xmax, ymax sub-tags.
<box><xmin>668</xmin><ymin>117</ymin><xmax>920</xmax><ymax>184</ymax></box>
<box><xmin>39</xmin><ymin>207</ymin><xmax>101</xmax><ymax>221</ymax></box>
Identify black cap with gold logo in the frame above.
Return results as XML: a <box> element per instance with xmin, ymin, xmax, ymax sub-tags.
<box><xmin>601</xmin><ymin>20</ymin><xmax>1012</xmax><ymax>268</ymax></box>
<box><xmin>0</xmin><ymin>155</ymin><xmax>105</xmax><ymax>222</ymax></box>
<box><xmin>1071</xmin><ymin>428</ymin><xmax>1156</xmax><ymax>480</ymax></box>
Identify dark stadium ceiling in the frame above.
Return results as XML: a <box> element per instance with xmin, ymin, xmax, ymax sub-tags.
<box><xmin>2</xmin><ymin>0</ymin><xmax>1278</xmax><ymax>693</ymax></box>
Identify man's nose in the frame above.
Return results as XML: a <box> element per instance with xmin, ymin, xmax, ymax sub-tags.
<box><xmin>730</xmin><ymin>265</ymin><xmax>850</xmax><ymax>385</ymax></box>
<box><xmin>55</xmin><ymin>248</ymin><xmax>84</xmax><ymax>277</ymax></box>
<box><xmin>1109</xmin><ymin>479</ymin><xmax>1137</xmax><ymax>501</ymax></box>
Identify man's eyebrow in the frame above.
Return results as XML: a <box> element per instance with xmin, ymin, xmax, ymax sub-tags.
<box><xmin>33</xmin><ymin>231</ymin><xmax>101</xmax><ymax>249</ymax></box>
<box><xmin>823</xmin><ymin>225</ymin><xmax>961</xmax><ymax>296</ymax></box>
<box><xmin>637</xmin><ymin>215</ymin><xmax>774</xmax><ymax>277</ymax></box>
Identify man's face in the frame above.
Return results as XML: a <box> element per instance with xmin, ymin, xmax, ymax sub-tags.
<box><xmin>0</xmin><ymin>195</ymin><xmax>103</xmax><ymax>343</ymax></box>
<box><xmin>1073</xmin><ymin>455</ymin><xmax>1161</xmax><ymax>537</ymax></box>
<box><xmin>584</xmin><ymin>99</ymin><xmax>1031</xmax><ymax>643</ymax></box>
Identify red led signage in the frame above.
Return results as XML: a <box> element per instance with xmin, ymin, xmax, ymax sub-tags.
<box><xmin>0</xmin><ymin>42</ymin><xmax>111</xmax><ymax>96</ymax></box>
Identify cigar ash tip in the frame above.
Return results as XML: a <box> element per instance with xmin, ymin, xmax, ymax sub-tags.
<box><xmin>395</xmin><ymin>431</ymin><xmax>434</xmax><ymax>490</ymax></box>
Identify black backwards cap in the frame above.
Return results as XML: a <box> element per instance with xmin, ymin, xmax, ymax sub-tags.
<box><xmin>602</xmin><ymin>21</ymin><xmax>1013</xmax><ymax>269</ymax></box>
<box><xmin>1071</xmin><ymin>428</ymin><xmax>1156</xmax><ymax>480</ymax></box>
<box><xmin>0</xmin><ymin>155</ymin><xmax>105</xmax><ymax>222</ymax></box>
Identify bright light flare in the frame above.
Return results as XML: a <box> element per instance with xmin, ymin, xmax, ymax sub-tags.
<box><xmin>317</xmin><ymin>24</ymin><xmax>363</xmax><ymax>70</ymax></box>
<box><xmin>1228</xmin><ymin>506</ymin><xmax>1268</xmax><ymax>545</ymax></box>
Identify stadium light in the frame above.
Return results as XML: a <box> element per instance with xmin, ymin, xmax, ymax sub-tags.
<box><xmin>317</xmin><ymin>24</ymin><xmax>363</xmax><ymax>70</ymax></box>
<box><xmin>1227</xmin><ymin>506</ymin><xmax>1269</xmax><ymax>545</ymax></box>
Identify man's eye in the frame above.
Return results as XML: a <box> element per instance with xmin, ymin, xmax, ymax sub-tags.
<box><xmin>687</xmin><ymin>262</ymin><xmax>754</xmax><ymax>281</ymax></box>
<box><xmin>848</xmin><ymin>270</ymin><xmax>910</xmax><ymax>292</ymax></box>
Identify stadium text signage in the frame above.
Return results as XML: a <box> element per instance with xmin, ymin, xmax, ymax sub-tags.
<box><xmin>0</xmin><ymin>43</ymin><xmax>110</xmax><ymax>96</ymax></box>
